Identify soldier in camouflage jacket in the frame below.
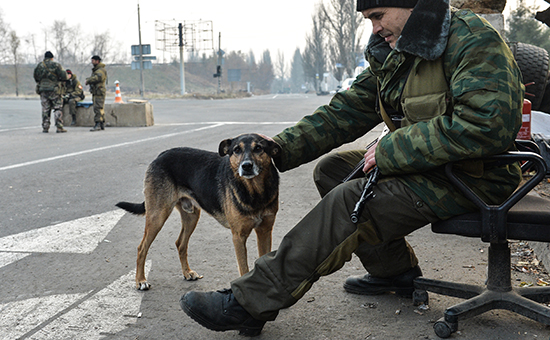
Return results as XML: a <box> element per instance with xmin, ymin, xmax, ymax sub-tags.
<box><xmin>63</xmin><ymin>69</ymin><xmax>84</xmax><ymax>125</ymax></box>
<box><xmin>33</xmin><ymin>51</ymin><xmax>68</xmax><ymax>133</ymax></box>
<box><xmin>86</xmin><ymin>55</ymin><xmax>107</xmax><ymax>131</ymax></box>
<box><xmin>180</xmin><ymin>0</ymin><xmax>525</xmax><ymax>333</ymax></box>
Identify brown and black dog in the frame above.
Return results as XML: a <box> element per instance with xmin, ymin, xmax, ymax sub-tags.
<box><xmin>116</xmin><ymin>134</ymin><xmax>281</xmax><ymax>290</ymax></box>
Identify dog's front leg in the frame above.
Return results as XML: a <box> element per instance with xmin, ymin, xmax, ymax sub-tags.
<box><xmin>255</xmin><ymin>214</ymin><xmax>275</xmax><ymax>257</ymax></box>
<box><xmin>231</xmin><ymin>227</ymin><xmax>253</xmax><ymax>276</ymax></box>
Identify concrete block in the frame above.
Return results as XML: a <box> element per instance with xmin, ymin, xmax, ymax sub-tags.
<box><xmin>62</xmin><ymin>100</ymin><xmax>154</xmax><ymax>127</ymax></box>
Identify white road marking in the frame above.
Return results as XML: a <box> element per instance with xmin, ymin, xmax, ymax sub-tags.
<box><xmin>0</xmin><ymin>292</ymin><xmax>89</xmax><ymax>339</ymax></box>
<box><xmin>0</xmin><ymin>210</ymin><xmax>125</xmax><ymax>257</ymax></box>
<box><xmin>0</xmin><ymin>121</ymin><xmax>298</xmax><ymax>172</ymax></box>
<box><xmin>0</xmin><ymin>251</ymin><xmax>30</xmax><ymax>268</ymax></box>
<box><xmin>0</xmin><ymin>209</ymin><xmax>153</xmax><ymax>339</ymax></box>
<box><xmin>1</xmin><ymin>262</ymin><xmax>152</xmax><ymax>340</ymax></box>
<box><xmin>0</xmin><ymin>123</ymin><xmax>224</xmax><ymax>172</ymax></box>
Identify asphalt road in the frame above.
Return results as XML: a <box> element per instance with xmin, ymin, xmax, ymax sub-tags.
<box><xmin>1</xmin><ymin>95</ymin><xmax>549</xmax><ymax>340</ymax></box>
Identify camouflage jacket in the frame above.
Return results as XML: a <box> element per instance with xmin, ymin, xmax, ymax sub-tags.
<box><xmin>64</xmin><ymin>74</ymin><xmax>84</xmax><ymax>100</ymax></box>
<box><xmin>272</xmin><ymin>1</ymin><xmax>524</xmax><ymax>219</ymax></box>
<box><xmin>86</xmin><ymin>63</ymin><xmax>107</xmax><ymax>96</ymax></box>
<box><xmin>33</xmin><ymin>58</ymin><xmax>67</xmax><ymax>94</ymax></box>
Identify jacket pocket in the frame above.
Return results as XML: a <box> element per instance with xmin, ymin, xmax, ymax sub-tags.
<box><xmin>401</xmin><ymin>91</ymin><xmax>448</xmax><ymax>124</ymax></box>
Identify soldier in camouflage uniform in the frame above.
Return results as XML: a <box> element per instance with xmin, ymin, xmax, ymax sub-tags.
<box><xmin>63</xmin><ymin>69</ymin><xmax>85</xmax><ymax>126</ymax></box>
<box><xmin>180</xmin><ymin>0</ymin><xmax>524</xmax><ymax>334</ymax></box>
<box><xmin>85</xmin><ymin>55</ymin><xmax>107</xmax><ymax>131</ymax></box>
<box><xmin>33</xmin><ymin>51</ymin><xmax>68</xmax><ymax>133</ymax></box>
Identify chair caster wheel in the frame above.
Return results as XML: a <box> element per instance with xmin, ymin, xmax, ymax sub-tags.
<box><xmin>413</xmin><ymin>289</ymin><xmax>429</xmax><ymax>306</ymax></box>
<box><xmin>433</xmin><ymin>318</ymin><xmax>457</xmax><ymax>338</ymax></box>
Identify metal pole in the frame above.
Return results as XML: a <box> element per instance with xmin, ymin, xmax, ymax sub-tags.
<box><xmin>217</xmin><ymin>32</ymin><xmax>221</xmax><ymax>94</ymax></box>
<box><xmin>178</xmin><ymin>23</ymin><xmax>185</xmax><ymax>95</ymax></box>
<box><xmin>137</xmin><ymin>3</ymin><xmax>145</xmax><ymax>98</ymax></box>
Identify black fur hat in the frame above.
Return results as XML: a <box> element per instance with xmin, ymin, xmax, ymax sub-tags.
<box><xmin>357</xmin><ymin>0</ymin><xmax>418</xmax><ymax>11</ymax></box>
<box><xmin>44</xmin><ymin>51</ymin><xmax>54</xmax><ymax>59</ymax></box>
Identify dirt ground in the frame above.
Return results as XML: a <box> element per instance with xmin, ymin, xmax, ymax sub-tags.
<box><xmin>521</xmin><ymin>179</ymin><xmax>550</xmax><ymax>286</ymax></box>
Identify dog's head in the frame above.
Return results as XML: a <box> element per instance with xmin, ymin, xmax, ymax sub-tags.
<box><xmin>219</xmin><ymin>134</ymin><xmax>281</xmax><ymax>179</ymax></box>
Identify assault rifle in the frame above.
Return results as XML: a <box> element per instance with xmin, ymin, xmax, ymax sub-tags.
<box><xmin>344</xmin><ymin>125</ymin><xmax>390</xmax><ymax>223</ymax></box>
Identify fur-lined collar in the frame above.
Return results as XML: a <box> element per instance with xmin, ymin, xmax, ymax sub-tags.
<box><xmin>366</xmin><ymin>0</ymin><xmax>451</xmax><ymax>61</ymax></box>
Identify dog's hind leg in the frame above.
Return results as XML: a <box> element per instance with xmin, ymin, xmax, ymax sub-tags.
<box><xmin>175</xmin><ymin>198</ymin><xmax>203</xmax><ymax>280</ymax></box>
<box><xmin>136</xmin><ymin>206</ymin><xmax>172</xmax><ymax>291</ymax></box>
<box><xmin>255</xmin><ymin>214</ymin><xmax>275</xmax><ymax>257</ymax></box>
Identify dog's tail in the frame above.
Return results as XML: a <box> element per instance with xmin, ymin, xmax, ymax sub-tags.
<box><xmin>116</xmin><ymin>201</ymin><xmax>146</xmax><ymax>215</ymax></box>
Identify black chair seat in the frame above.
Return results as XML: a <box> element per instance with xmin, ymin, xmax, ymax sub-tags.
<box><xmin>432</xmin><ymin>194</ymin><xmax>550</xmax><ymax>242</ymax></box>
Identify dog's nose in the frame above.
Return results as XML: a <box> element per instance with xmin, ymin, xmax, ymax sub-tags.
<box><xmin>241</xmin><ymin>161</ymin><xmax>253</xmax><ymax>172</ymax></box>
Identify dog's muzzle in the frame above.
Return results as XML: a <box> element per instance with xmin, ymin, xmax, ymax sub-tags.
<box><xmin>239</xmin><ymin>160</ymin><xmax>259</xmax><ymax>179</ymax></box>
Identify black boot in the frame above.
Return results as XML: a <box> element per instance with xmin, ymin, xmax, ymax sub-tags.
<box><xmin>343</xmin><ymin>265</ymin><xmax>422</xmax><ymax>297</ymax></box>
<box><xmin>71</xmin><ymin>115</ymin><xmax>76</xmax><ymax>126</ymax></box>
<box><xmin>180</xmin><ymin>288</ymin><xmax>266</xmax><ymax>336</ymax></box>
<box><xmin>90</xmin><ymin>122</ymin><xmax>101</xmax><ymax>131</ymax></box>
<box><xmin>100</xmin><ymin>122</ymin><xmax>105</xmax><ymax>130</ymax></box>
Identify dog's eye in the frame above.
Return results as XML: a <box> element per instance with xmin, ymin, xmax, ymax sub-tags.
<box><xmin>253</xmin><ymin>145</ymin><xmax>263</xmax><ymax>153</ymax></box>
<box><xmin>233</xmin><ymin>146</ymin><xmax>242</xmax><ymax>154</ymax></box>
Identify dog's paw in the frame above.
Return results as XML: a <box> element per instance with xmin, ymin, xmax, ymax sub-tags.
<box><xmin>184</xmin><ymin>270</ymin><xmax>203</xmax><ymax>281</ymax></box>
<box><xmin>136</xmin><ymin>281</ymin><xmax>151</xmax><ymax>291</ymax></box>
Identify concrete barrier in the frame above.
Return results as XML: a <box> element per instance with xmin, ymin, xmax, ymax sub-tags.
<box><xmin>62</xmin><ymin>100</ymin><xmax>154</xmax><ymax>127</ymax></box>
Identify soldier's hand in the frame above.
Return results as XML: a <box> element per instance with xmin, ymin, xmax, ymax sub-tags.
<box><xmin>363</xmin><ymin>140</ymin><xmax>378</xmax><ymax>173</ymax></box>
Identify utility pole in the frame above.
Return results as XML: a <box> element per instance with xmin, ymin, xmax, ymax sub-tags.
<box><xmin>217</xmin><ymin>32</ymin><xmax>221</xmax><ymax>94</ymax></box>
<box><xmin>178</xmin><ymin>23</ymin><xmax>186</xmax><ymax>95</ymax></box>
<box><xmin>137</xmin><ymin>3</ymin><xmax>145</xmax><ymax>97</ymax></box>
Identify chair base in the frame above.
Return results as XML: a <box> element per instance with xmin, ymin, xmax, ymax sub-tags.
<box><xmin>413</xmin><ymin>277</ymin><xmax>550</xmax><ymax>338</ymax></box>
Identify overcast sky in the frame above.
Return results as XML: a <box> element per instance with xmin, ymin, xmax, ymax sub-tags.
<box><xmin>1</xmin><ymin>0</ymin><xmax>549</xmax><ymax>64</ymax></box>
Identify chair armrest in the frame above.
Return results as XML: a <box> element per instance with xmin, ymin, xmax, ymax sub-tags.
<box><xmin>445</xmin><ymin>151</ymin><xmax>547</xmax><ymax>242</ymax></box>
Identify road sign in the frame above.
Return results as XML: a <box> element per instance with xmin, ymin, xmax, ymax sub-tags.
<box><xmin>131</xmin><ymin>44</ymin><xmax>151</xmax><ymax>55</ymax></box>
<box><xmin>131</xmin><ymin>61</ymin><xmax>152</xmax><ymax>70</ymax></box>
<box><xmin>133</xmin><ymin>56</ymin><xmax>157</xmax><ymax>61</ymax></box>
<box><xmin>227</xmin><ymin>69</ymin><xmax>241</xmax><ymax>82</ymax></box>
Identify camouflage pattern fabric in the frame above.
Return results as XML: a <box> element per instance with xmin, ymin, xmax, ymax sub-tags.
<box><xmin>64</xmin><ymin>74</ymin><xmax>84</xmax><ymax>118</ymax></box>
<box><xmin>40</xmin><ymin>91</ymin><xmax>64</xmax><ymax>129</ymax></box>
<box><xmin>86</xmin><ymin>63</ymin><xmax>107</xmax><ymax>96</ymax></box>
<box><xmin>64</xmin><ymin>74</ymin><xmax>84</xmax><ymax>100</ymax></box>
<box><xmin>272</xmin><ymin>8</ymin><xmax>524</xmax><ymax>220</ymax></box>
<box><xmin>86</xmin><ymin>63</ymin><xmax>107</xmax><ymax>123</ymax></box>
<box><xmin>33</xmin><ymin>58</ymin><xmax>66</xmax><ymax>94</ymax></box>
<box><xmin>92</xmin><ymin>94</ymin><xmax>106</xmax><ymax>123</ymax></box>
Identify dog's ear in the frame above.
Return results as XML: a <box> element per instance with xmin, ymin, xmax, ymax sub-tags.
<box><xmin>265</xmin><ymin>140</ymin><xmax>282</xmax><ymax>157</ymax></box>
<box><xmin>219</xmin><ymin>138</ymin><xmax>233</xmax><ymax>156</ymax></box>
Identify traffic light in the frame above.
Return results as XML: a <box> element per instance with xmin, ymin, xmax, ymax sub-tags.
<box><xmin>213</xmin><ymin>65</ymin><xmax>222</xmax><ymax>78</ymax></box>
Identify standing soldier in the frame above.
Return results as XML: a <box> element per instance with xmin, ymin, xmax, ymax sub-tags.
<box><xmin>63</xmin><ymin>69</ymin><xmax>85</xmax><ymax>126</ymax></box>
<box><xmin>85</xmin><ymin>55</ymin><xmax>107</xmax><ymax>132</ymax></box>
<box><xmin>33</xmin><ymin>51</ymin><xmax>68</xmax><ymax>133</ymax></box>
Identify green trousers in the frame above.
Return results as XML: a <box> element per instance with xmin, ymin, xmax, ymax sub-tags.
<box><xmin>231</xmin><ymin>150</ymin><xmax>440</xmax><ymax>321</ymax></box>
<box><xmin>92</xmin><ymin>94</ymin><xmax>105</xmax><ymax>123</ymax></box>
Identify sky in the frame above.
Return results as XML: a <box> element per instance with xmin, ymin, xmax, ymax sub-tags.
<box><xmin>1</xmin><ymin>0</ymin><xmax>549</xmax><ymax>65</ymax></box>
<box><xmin>0</xmin><ymin>0</ymin><xmax>330</xmax><ymax>64</ymax></box>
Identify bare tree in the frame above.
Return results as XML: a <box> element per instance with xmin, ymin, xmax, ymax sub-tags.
<box><xmin>9</xmin><ymin>30</ymin><xmax>21</xmax><ymax>96</ymax></box>
<box><xmin>320</xmin><ymin>0</ymin><xmax>365</xmax><ymax>81</ymax></box>
<box><xmin>0</xmin><ymin>10</ymin><xmax>11</xmax><ymax>64</ymax></box>
<box><xmin>290</xmin><ymin>48</ymin><xmax>305</xmax><ymax>92</ymax></box>
<box><xmin>52</xmin><ymin>20</ymin><xmax>71</xmax><ymax>63</ymax></box>
<box><xmin>255</xmin><ymin>49</ymin><xmax>275</xmax><ymax>91</ymax></box>
<box><xmin>302</xmin><ymin>7</ymin><xmax>328</xmax><ymax>93</ymax></box>
<box><xmin>276</xmin><ymin>49</ymin><xmax>286</xmax><ymax>80</ymax></box>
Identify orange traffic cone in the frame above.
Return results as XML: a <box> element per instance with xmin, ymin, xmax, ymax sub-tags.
<box><xmin>114</xmin><ymin>80</ymin><xmax>124</xmax><ymax>103</ymax></box>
